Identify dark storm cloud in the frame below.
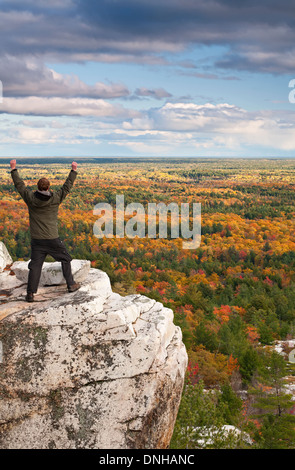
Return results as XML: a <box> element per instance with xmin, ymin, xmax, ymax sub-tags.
<box><xmin>74</xmin><ymin>0</ymin><xmax>295</xmax><ymax>53</ymax></box>
<box><xmin>76</xmin><ymin>0</ymin><xmax>295</xmax><ymax>38</ymax></box>
<box><xmin>0</xmin><ymin>0</ymin><xmax>294</xmax><ymax>73</ymax></box>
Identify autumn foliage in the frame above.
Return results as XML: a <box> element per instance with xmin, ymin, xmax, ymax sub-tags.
<box><xmin>1</xmin><ymin>157</ymin><xmax>295</xmax><ymax>447</ymax></box>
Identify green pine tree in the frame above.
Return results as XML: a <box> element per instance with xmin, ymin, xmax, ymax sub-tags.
<box><xmin>170</xmin><ymin>379</ymin><xmax>246</xmax><ymax>449</ymax></box>
<box><xmin>249</xmin><ymin>350</ymin><xmax>295</xmax><ymax>449</ymax></box>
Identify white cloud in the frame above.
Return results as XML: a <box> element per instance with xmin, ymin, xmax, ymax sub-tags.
<box><xmin>1</xmin><ymin>55</ymin><xmax>130</xmax><ymax>99</ymax></box>
<box><xmin>16</xmin><ymin>127</ymin><xmax>54</xmax><ymax>143</ymax></box>
<box><xmin>125</xmin><ymin>102</ymin><xmax>295</xmax><ymax>151</ymax></box>
<box><xmin>1</xmin><ymin>100</ymin><xmax>295</xmax><ymax>155</ymax></box>
<box><xmin>0</xmin><ymin>96</ymin><xmax>139</xmax><ymax>118</ymax></box>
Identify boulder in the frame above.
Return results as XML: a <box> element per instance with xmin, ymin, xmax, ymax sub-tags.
<box><xmin>0</xmin><ymin>242</ymin><xmax>12</xmax><ymax>273</ymax></box>
<box><xmin>11</xmin><ymin>259</ymin><xmax>91</xmax><ymax>286</ymax></box>
<box><xmin>0</xmin><ymin>265</ymin><xmax>187</xmax><ymax>449</ymax></box>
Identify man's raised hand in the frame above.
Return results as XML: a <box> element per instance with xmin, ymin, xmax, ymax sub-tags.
<box><xmin>72</xmin><ymin>161</ymin><xmax>78</xmax><ymax>171</ymax></box>
<box><xmin>10</xmin><ymin>159</ymin><xmax>16</xmax><ymax>170</ymax></box>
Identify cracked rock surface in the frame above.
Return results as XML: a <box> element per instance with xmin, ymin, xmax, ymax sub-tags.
<box><xmin>0</xmin><ymin>262</ymin><xmax>187</xmax><ymax>449</ymax></box>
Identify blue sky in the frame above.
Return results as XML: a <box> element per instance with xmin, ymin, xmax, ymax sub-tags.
<box><xmin>0</xmin><ymin>0</ymin><xmax>295</xmax><ymax>157</ymax></box>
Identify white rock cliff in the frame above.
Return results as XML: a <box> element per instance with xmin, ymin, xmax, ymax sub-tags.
<box><xmin>0</xmin><ymin>242</ymin><xmax>12</xmax><ymax>273</ymax></box>
<box><xmin>0</xmin><ymin>249</ymin><xmax>187</xmax><ymax>449</ymax></box>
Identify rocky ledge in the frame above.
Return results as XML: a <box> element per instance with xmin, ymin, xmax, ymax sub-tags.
<box><xmin>0</xmin><ymin>246</ymin><xmax>187</xmax><ymax>449</ymax></box>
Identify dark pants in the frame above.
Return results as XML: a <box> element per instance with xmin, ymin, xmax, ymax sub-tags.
<box><xmin>27</xmin><ymin>238</ymin><xmax>74</xmax><ymax>293</ymax></box>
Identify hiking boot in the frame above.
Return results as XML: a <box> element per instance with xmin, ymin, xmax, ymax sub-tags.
<box><xmin>68</xmin><ymin>282</ymin><xmax>81</xmax><ymax>293</ymax></box>
<box><xmin>26</xmin><ymin>292</ymin><xmax>34</xmax><ymax>302</ymax></box>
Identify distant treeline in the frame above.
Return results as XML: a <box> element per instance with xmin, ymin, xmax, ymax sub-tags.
<box><xmin>0</xmin><ymin>157</ymin><xmax>214</xmax><ymax>165</ymax></box>
<box><xmin>0</xmin><ymin>157</ymin><xmax>291</xmax><ymax>166</ymax></box>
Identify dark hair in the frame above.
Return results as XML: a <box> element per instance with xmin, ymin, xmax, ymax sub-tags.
<box><xmin>37</xmin><ymin>177</ymin><xmax>50</xmax><ymax>191</ymax></box>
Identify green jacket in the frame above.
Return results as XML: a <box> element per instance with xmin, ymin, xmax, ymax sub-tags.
<box><xmin>11</xmin><ymin>168</ymin><xmax>77</xmax><ymax>239</ymax></box>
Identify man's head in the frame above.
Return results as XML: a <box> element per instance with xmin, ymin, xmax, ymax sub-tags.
<box><xmin>37</xmin><ymin>177</ymin><xmax>50</xmax><ymax>192</ymax></box>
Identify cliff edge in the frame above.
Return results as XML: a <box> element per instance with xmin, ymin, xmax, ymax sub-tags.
<box><xmin>0</xmin><ymin>243</ymin><xmax>188</xmax><ymax>449</ymax></box>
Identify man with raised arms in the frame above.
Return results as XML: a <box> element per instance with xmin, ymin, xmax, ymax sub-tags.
<box><xmin>10</xmin><ymin>159</ymin><xmax>80</xmax><ymax>302</ymax></box>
